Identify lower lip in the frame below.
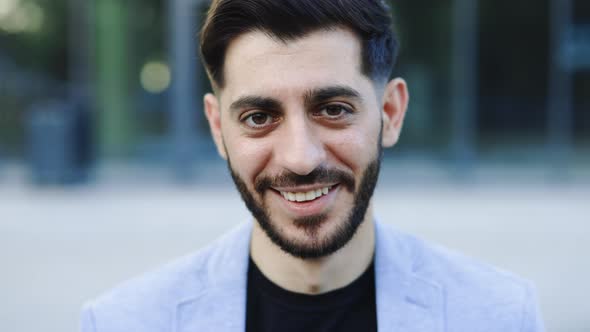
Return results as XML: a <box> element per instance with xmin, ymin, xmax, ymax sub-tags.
<box><xmin>271</xmin><ymin>185</ymin><xmax>339</xmax><ymax>218</ymax></box>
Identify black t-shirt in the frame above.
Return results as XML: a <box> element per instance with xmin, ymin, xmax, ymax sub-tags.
<box><xmin>245</xmin><ymin>257</ymin><xmax>377</xmax><ymax>332</ymax></box>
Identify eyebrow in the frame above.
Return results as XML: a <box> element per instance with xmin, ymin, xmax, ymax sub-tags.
<box><xmin>228</xmin><ymin>85</ymin><xmax>363</xmax><ymax>114</ymax></box>
<box><xmin>229</xmin><ymin>96</ymin><xmax>282</xmax><ymax>113</ymax></box>
<box><xmin>304</xmin><ymin>85</ymin><xmax>363</xmax><ymax>108</ymax></box>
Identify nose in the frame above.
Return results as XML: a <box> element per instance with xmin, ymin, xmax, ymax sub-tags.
<box><xmin>274</xmin><ymin>115</ymin><xmax>326</xmax><ymax>176</ymax></box>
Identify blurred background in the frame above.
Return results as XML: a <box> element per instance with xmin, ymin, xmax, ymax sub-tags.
<box><xmin>0</xmin><ymin>0</ymin><xmax>588</xmax><ymax>331</ymax></box>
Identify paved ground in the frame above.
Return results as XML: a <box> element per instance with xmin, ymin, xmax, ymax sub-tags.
<box><xmin>1</xmin><ymin>163</ymin><xmax>589</xmax><ymax>332</ymax></box>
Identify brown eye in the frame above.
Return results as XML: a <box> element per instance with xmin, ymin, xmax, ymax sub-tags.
<box><xmin>325</xmin><ymin>105</ymin><xmax>345</xmax><ymax>116</ymax></box>
<box><xmin>317</xmin><ymin>104</ymin><xmax>353</xmax><ymax>119</ymax></box>
<box><xmin>243</xmin><ymin>112</ymin><xmax>276</xmax><ymax>129</ymax></box>
<box><xmin>250</xmin><ymin>113</ymin><xmax>269</xmax><ymax>125</ymax></box>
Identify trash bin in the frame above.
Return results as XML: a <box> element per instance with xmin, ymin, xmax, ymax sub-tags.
<box><xmin>27</xmin><ymin>100</ymin><xmax>93</xmax><ymax>184</ymax></box>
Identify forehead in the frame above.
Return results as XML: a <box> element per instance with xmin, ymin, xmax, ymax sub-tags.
<box><xmin>220</xmin><ymin>28</ymin><xmax>371</xmax><ymax>102</ymax></box>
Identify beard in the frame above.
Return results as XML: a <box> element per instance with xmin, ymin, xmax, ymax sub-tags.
<box><xmin>227</xmin><ymin>143</ymin><xmax>382</xmax><ymax>260</ymax></box>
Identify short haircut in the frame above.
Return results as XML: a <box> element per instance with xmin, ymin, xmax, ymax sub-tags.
<box><xmin>200</xmin><ymin>0</ymin><xmax>399</xmax><ymax>89</ymax></box>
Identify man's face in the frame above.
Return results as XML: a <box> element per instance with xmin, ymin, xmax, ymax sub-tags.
<box><xmin>205</xmin><ymin>28</ymin><xmax>403</xmax><ymax>259</ymax></box>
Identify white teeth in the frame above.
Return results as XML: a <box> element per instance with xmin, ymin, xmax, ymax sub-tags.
<box><xmin>296</xmin><ymin>192</ymin><xmax>305</xmax><ymax>202</ymax></box>
<box><xmin>280</xmin><ymin>186</ymin><xmax>332</xmax><ymax>202</ymax></box>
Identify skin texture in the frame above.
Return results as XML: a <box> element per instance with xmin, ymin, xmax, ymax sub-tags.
<box><xmin>204</xmin><ymin>28</ymin><xmax>409</xmax><ymax>294</ymax></box>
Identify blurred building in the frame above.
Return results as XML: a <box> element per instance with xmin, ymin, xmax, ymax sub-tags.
<box><xmin>0</xmin><ymin>0</ymin><xmax>588</xmax><ymax>182</ymax></box>
<box><xmin>1</xmin><ymin>2</ymin><xmax>589</xmax><ymax>332</ymax></box>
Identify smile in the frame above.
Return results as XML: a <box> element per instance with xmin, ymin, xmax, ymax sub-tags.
<box><xmin>279</xmin><ymin>186</ymin><xmax>332</xmax><ymax>202</ymax></box>
<box><xmin>270</xmin><ymin>184</ymin><xmax>340</xmax><ymax>218</ymax></box>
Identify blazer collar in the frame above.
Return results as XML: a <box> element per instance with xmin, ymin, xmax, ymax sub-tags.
<box><xmin>375</xmin><ymin>221</ymin><xmax>445</xmax><ymax>332</ymax></box>
<box><xmin>175</xmin><ymin>221</ymin><xmax>252</xmax><ymax>332</ymax></box>
<box><xmin>173</xmin><ymin>220</ymin><xmax>445</xmax><ymax>332</ymax></box>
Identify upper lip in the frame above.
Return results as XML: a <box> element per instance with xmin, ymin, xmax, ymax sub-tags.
<box><xmin>271</xmin><ymin>183</ymin><xmax>338</xmax><ymax>193</ymax></box>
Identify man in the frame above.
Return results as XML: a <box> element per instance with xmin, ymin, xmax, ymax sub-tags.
<box><xmin>81</xmin><ymin>0</ymin><xmax>545</xmax><ymax>331</ymax></box>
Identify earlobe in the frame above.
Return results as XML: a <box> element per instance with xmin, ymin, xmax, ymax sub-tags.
<box><xmin>381</xmin><ymin>78</ymin><xmax>409</xmax><ymax>148</ymax></box>
<box><xmin>204</xmin><ymin>93</ymin><xmax>228</xmax><ymax>160</ymax></box>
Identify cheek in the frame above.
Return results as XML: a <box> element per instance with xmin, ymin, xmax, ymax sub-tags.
<box><xmin>325</xmin><ymin>124</ymin><xmax>381</xmax><ymax>170</ymax></box>
<box><xmin>225</xmin><ymin>134</ymin><xmax>274</xmax><ymax>182</ymax></box>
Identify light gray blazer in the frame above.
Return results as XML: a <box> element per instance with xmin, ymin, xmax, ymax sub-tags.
<box><xmin>81</xmin><ymin>221</ymin><xmax>544</xmax><ymax>331</ymax></box>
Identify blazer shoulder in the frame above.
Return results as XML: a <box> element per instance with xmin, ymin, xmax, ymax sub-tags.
<box><xmin>380</xmin><ymin>223</ymin><xmax>531</xmax><ymax>298</ymax></box>
<box><xmin>377</xmin><ymin>223</ymin><xmax>544</xmax><ymax>331</ymax></box>
<box><xmin>82</xmin><ymin>222</ymin><xmax>252</xmax><ymax>332</ymax></box>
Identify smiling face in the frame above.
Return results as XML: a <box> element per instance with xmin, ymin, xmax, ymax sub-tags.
<box><xmin>204</xmin><ymin>28</ymin><xmax>408</xmax><ymax>259</ymax></box>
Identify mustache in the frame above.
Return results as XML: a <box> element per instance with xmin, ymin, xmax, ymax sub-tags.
<box><xmin>255</xmin><ymin>167</ymin><xmax>355</xmax><ymax>195</ymax></box>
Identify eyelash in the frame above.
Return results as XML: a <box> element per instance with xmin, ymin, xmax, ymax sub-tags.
<box><xmin>240</xmin><ymin>112</ymin><xmax>279</xmax><ymax>129</ymax></box>
<box><xmin>314</xmin><ymin>104</ymin><xmax>354</xmax><ymax>119</ymax></box>
<box><xmin>239</xmin><ymin>103</ymin><xmax>354</xmax><ymax>130</ymax></box>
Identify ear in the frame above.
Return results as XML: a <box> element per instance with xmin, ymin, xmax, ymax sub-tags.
<box><xmin>204</xmin><ymin>93</ymin><xmax>228</xmax><ymax>160</ymax></box>
<box><xmin>380</xmin><ymin>78</ymin><xmax>409</xmax><ymax>148</ymax></box>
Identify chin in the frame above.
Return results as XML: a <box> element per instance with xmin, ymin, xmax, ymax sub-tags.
<box><xmin>263</xmin><ymin>211</ymin><xmax>362</xmax><ymax>259</ymax></box>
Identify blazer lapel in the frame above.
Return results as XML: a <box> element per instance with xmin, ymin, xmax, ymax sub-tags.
<box><xmin>375</xmin><ymin>221</ymin><xmax>445</xmax><ymax>332</ymax></box>
<box><xmin>175</xmin><ymin>285</ymin><xmax>247</xmax><ymax>332</ymax></box>
<box><xmin>174</xmin><ymin>221</ymin><xmax>253</xmax><ymax>332</ymax></box>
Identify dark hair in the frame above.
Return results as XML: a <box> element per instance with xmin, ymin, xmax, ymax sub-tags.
<box><xmin>200</xmin><ymin>0</ymin><xmax>399</xmax><ymax>89</ymax></box>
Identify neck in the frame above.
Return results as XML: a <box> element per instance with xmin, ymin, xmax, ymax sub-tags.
<box><xmin>250</xmin><ymin>206</ymin><xmax>375</xmax><ymax>295</ymax></box>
